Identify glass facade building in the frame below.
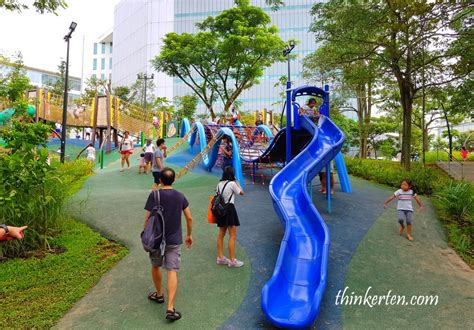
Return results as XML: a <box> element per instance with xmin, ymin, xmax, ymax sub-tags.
<box><xmin>91</xmin><ymin>31</ymin><xmax>113</xmax><ymax>83</ymax></box>
<box><xmin>113</xmin><ymin>0</ymin><xmax>318</xmax><ymax>114</ymax></box>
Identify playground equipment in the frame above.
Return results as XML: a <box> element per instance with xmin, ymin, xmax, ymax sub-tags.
<box><xmin>173</xmin><ymin>85</ymin><xmax>351</xmax><ymax>327</ymax></box>
<box><xmin>260</xmin><ymin>85</ymin><xmax>351</xmax><ymax>328</ymax></box>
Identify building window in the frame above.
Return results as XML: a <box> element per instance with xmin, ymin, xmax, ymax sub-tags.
<box><xmin>101</xmin><ymin>58</ymin><xmax>105</xmax><ymax>70</ymax></box>
<box><xmin>109</xmin><ymin>58</ymin><xmax>112</xmax><ymax>70</ymax></box>
<box><xmin>109</xmin><ymin>43</ymin><xmax>113</xmax><ymax>54</ymax></box>
<box><xmin>101</xmin><ymin>73</ymin><xmax>105</xmax><ymax>80</ymax></box>
<box><xmin>101</xmin><ymin>43</ymin><xmax>106</xmax><ymax>54</ymax></box>
<box><xmin>93</xmin><ymin>43</ymin><xmax>97</xmax><ymax>55</ymax></box>
<box><xmin>92</xmin><ymin>73</ymin><xmax>96</xmax><ymax>79</ymax></box>
<box><xmin>93</xmin><ymin>58</ymin><xmax>97</xmax><ymax>70</ymax></box>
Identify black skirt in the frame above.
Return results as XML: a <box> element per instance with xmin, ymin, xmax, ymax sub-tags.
<box><xmin>217</xmin><ymin>203</ymin><xmax>240</xmax><ymax>227</ymax></box>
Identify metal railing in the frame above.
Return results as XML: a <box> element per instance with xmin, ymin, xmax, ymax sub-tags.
<box><xmin>436</xmin><ymin>148</ymin><xmax>464</xmax><ymax>180</ymax></box>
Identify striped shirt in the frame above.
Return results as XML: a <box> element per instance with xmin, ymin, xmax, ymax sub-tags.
<box><xmin>394</xmin><ymin>189</ymin><xmax>416</xmax><ymax>211</ymax></box>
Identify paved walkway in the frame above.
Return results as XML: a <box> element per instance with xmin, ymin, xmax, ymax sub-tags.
<box><xmin>57</xmin><ymin>147</ymin><xmax>473</xmax><ymax>329</ymax></box>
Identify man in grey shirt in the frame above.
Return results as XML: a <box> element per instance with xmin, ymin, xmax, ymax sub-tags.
<box><xmin>152</xmin><ymin>138</ymin><xmax>167</xmax><ymax>188</ymax></box>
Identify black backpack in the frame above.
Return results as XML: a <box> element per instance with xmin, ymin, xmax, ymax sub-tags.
<box><xmin>141</xmin><ymin>191</ymin><xmax>166</xmax><ymax>255</ymax></box>
<box><xmin>211</xmin><ymin>181</ymin><xmax>233</xmax><ymax>218</ymax></box>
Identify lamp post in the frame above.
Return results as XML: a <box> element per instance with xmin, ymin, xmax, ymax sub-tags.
<box><xmin>60</xmin><ymin>21</ymin><xmax>77</xmax><ymax>163</ymax></box>
<box><xmin>137</xmin><ymin>73</ymin><xmax>154</xmax><ymax>117</ymax></box>
<box><xmin>283</xmin><ymin>40</ymin><xmax>295</xmax><ymax>164</ymax></box>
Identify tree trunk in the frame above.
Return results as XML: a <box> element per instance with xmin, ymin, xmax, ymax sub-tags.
<box><xmin>357</xmin><ymin>85</ymin><xmax>368</xmax><ymax>158</ymax></box>
<box><xmin>399</xmin><ymin>82</ymin><xmax>413</xmax><ymax>171</ymax></box>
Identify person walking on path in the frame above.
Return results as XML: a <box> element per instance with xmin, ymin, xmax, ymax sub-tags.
<box><xmin>215</xmin><ymin>166</ymin><xmax>245</xmax><ymax>268</ymax></box>
<box><xmin>460</xmin><ymin>146</ymin><xmax>468</xmax><ymax>162</ymax></box>
<box><xmin>152</xmin><ymin>138</ymin><xmax>167</xmax><ymax>189</ymax></box>
<box><xmin>220</xmin><ymin>135</ymin><xmax>233</xmax><ymax>172</ymax></box>
<box><xmin>120</xmin><ymin>131</ymin><xmax>134</xmax><ymax>172</ymax></box>
<box><xmin>144</xmin><ymin>168</ymin><xmax>193</xmax><ymax>321</ymax></box>
<box><xmin>383</xmin><ymin>179</ymin><xmax>423</xmax><ymax>241</ymax></box>
<box><xmin>143</xmin><ymin>139</ymin><xmax>155</xmax><ymax>174</ymax></box>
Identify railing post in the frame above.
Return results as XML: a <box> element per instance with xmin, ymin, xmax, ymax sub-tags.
<box><xmin>100</xmin><ymin>148</ymin><xmax>104</xmax><ymax>169</ymax></box>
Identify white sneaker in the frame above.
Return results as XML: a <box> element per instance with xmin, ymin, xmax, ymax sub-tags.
<box><xmin>216</xmin><ymin>256</ymin><xmax>230</xmax><ymax>265</ymax></box>
<box><xmin>228</xmin><ymin>259</ymin><xmax>244</xmax><ymax>268</ymax></box>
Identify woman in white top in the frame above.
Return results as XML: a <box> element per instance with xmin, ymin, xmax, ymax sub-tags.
<box><xmin>120</xmin><ymin>131</ymin><xmax>134</xmax><ymax>172</ymax></box>
<box><xmin>215</xmin><ymin>166</ymin><xmax>245</xmax><ymax>268</ymax></box>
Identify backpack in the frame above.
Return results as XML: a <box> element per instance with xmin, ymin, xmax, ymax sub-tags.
<box><xmin>211</xmin><ymin>181</ymin><xmax>233</xmax><ymax>218</ymax></box>
<box><xmin>141</xmin><ymin>191</ymin><xmax>166</xmax><ymax>255</ymax></box>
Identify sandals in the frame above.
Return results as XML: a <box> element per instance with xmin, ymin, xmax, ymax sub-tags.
<box><xmin>148</xmin><ymin>292</ymin><xmax>165</xmax><ymax>304</ymax></box>
<box><xmin>166</xmin><ymin>308</ymin><xmax>182</xmax><ymax>321</ymax></box>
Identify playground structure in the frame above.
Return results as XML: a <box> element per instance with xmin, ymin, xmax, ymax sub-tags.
<box><xmin>167</xmin><ymin>85</ymin><xmax>351</xmax><ymax>328</ymax></box>
<box><xmin>0</xmin><ymin>88</ymin><xmax>169</xmax><ymax>153</ymax></box>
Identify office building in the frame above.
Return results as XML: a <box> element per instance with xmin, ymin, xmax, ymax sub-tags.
<box><xmin>91</xmin><ymin>30</ymin><xmax>114</xmax><ymax>83</ymax></box>
<box><xmin>112</xmin><ymin>0</ymin><xmax>317</xmax><ymax>114</ymax></box>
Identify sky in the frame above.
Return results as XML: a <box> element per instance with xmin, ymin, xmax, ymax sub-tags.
<box><xmin>0</xmin><ymin>0</ymin><xmax>120</xmax><ymax>79</ymax></box>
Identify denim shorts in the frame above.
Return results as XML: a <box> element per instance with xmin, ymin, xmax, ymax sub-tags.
<box><xmin>149</xmin><ymin>245</ymin><xmax>181</xmax><ymax>271</ymax></box>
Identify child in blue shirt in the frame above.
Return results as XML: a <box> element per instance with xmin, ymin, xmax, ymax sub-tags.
<box><xmin>384</xmin><ymin>179</ymin><xmax>423</xmax><ymax>241</ymax></box>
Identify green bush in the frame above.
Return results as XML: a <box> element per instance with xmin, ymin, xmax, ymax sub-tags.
<box><xmin>435</xmin><ymin>181</ymin><xmax>474</xmax><ymax>223</ymax></box>
<box><xmin>0</xmin><ymin>121</ymin><xmax>93</xmax><ymax>258</ymax></box>
<box><xmin>425</xmin><ymin>151</ymin><xmax>474</xmax><ymax>163</ymax></box>
<box><xmin>344</xmin><ymin>158</ymin><xmax>448</xmax><ymax>195</ymax></box>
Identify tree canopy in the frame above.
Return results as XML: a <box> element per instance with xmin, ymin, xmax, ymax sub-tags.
<box><xmin>310</xmin><ymin>0</ymin><xmax>472</xmax><ymax>170</ymax></box>
<box><xmin>153</xmin><ymin>0</ymin><xmax>285</xmax><ymax>119</ymax></box>
<box><xmin>0</xmin><ymin>0</ymin><xmax>67</xmax><ymax>14</ymax></box>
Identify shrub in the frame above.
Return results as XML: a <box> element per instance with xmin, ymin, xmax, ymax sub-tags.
<box><xmin>343</xmin><ymin>158</ymin><xmax>448</xmax><ymax>195</ymax></box>
<box><xmin>435</xmin><ymin>181</ymin><xmax>474</xmax><ymax>223</ymax></box>
<box><xmin>0</xmin><ymin>121</ymin><xmax>93</xmax><ymax>258</ymax></box>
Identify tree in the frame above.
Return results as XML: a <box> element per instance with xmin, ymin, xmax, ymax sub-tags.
<box><xmin>304</xmin><ymin>46</ymin><xmax>379</xmax><ymax>158</ymax></box>
<box><xmin>128</xmin><ymin>74</ymin><xmax>155</xmax><ymax>110</ymax></box>
<box><xmin>113</xmin><ymin>86</ymin><xmax>131</xmax><ymax>102</ymax></box>
<box><xmin>153</xmin><ymin>0</ymin><xmax>285</xmax><ymax>119</ymax></box>
<box><xmin>0</xmin><ymin>0</ymin><xmax>67</xmax><ymax>14</ymax></box>
<box><xmin>47</xmin><ymin>61</ymin><xmax>67</xmax><ymax>96</ymax></box>
<box><xmin>310</xmin><ymin>1</ymin><xmax>472</xmax><ymax>170</ymax></box>
<box><xmin>0</xmin><ymin>54</ymin><xmax>31</xmax><ymax>113</ymax></box>
<box><xmin>174</xmin><ymin>95</ymin><xmax>198</xmax><ymax>121</ymax></box>
<box><xmin>367</xmin><ymin>117</ymin><xmax>398</xmax><ymax>159</ymax></box>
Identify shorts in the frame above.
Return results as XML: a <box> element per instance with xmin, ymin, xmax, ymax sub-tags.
<box><xmin>149</xmin><ymin>245</ymin><xmax>181</xmax><ymax>271</ymax></box>
<box><xmin>320</xmin><ymin>161</ymin><xmax>334</xmax><ymax>174</ymax></box>
<box><xmin>152</xmin><ymin>171</ymin><xmax>161</xmax><ymax>184</ymax></box>
<box><xmin>398</xmin><ymin>210</ymin><xmax>413</xmax><ymax>225</ymax></box>
<box><xmin>144</xmin><ymin>152</ymin><xmax>153</xmax><ymax>163</ymax></box>
<box><xmin>121</xmin><ymin>150</ymin><xmax>133</xmax><ymax>155</ymax></box>
<box><xmin>55</xmin><ymin>128</ymin><xmax>61</xmax><ymax>134</ymax></box>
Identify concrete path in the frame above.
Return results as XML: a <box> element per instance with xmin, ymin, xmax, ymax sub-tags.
<box><xmin>56</xmin><ymin>155</ymin><xmax>251</xmax><ymax>329</ymax></box>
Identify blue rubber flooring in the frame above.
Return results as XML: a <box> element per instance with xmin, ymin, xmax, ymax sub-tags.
<box><xmin>220</xmin><ymin>176</ymin><xmax>392</xmax><ymax>329</ymax></box>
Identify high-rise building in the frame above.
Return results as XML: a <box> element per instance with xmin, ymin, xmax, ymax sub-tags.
<box><xmin>91</xmin><ymin>30</ymin><xmax>114</xmax><ymax>83</ymax></box>
<box><xmin>112</xmin><ymin>0</ymin><xmax>317</xmax><ymax>114</ymax></box>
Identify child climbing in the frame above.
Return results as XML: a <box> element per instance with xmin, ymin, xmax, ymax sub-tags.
<box><xmin>383</xmin><ymin>179</ymin><xmax>423</xmax><ymax>241</ymax></box>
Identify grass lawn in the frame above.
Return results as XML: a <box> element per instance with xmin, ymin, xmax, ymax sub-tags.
<box><xmin>0</xmin><ymin>218</ymin><xmax>128</xmax><ymax>328</ymax></box>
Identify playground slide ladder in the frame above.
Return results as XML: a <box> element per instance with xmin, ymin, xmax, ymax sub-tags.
<box><xmin>167</xmin><ymin>127</ymin><xmax>195</xmax><ymax>155</ymax></box>
<box><xmin>176</xmin><ymin>133</ymin><xmax>221</xmax><ymax>179</ymax></box>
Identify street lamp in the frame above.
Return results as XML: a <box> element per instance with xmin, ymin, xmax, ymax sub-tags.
<box><xmin>60</xmin><ymin>21</ymin><xmax>77</xmax><ymax>163</ymax></box>
<box><xmin>137</xmin><ymin>73</ymin><xmax>154</xmax><ymax>115</ymax></box>
<box><xmin>283</xmin><ymin>40</ymin><xmax>295</xmax><ymax>164</ymax></box>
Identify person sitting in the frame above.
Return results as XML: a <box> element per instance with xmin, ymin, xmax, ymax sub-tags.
<box><xmin>298</xmin><ymin>98</ymin><xmax>320</xmax><ymax>123</ymax></box>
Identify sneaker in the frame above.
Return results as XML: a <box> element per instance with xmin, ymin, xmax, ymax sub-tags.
<box><xmin>228</xmin><ymin>259</ymin><xmax>244</xmax><ymax>268</ymax></box>
<box><xmin>216</xmin><ymin>256</ymin><xmax>230</xmax><ymax>265</ymax></box>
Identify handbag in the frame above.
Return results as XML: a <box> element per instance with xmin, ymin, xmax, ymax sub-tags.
<box><xmin>207</xmin><ymin>195</ymin><xmax>217</xmax><ymax>224</ymax></box>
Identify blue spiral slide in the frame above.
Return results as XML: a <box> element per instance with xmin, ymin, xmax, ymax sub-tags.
<box><xmin>261</xmin><ymin>114</ymin><xmax>345</xmax><ymax>328</ymax></box>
